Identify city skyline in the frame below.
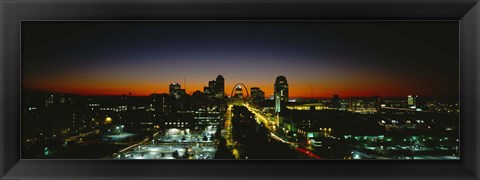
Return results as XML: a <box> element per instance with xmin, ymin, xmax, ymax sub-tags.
<box><xmin>22</xmin><ymin>21</ymin><xmax>459</xmax><ymax>98</ymax></box>
<box><xmin>21</xmin><ymin>21</ymin><xmax>460</xmax><ymax>160</ymax></box>
<box><xmin>21</xmin><ymin>75</ymin><xmax>457</xmax><ymax>99</ymax></box>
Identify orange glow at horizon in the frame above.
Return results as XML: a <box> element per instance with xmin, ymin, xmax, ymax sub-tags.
<box><xmin>21</xmin><ymin>21</ymin><xmax>459</xmax><ymax>99</ymax></box>
<box><xmin>24</xmin><ymin>77</ymin><xmax>427</xmax><ymax>98</ymax></box>
<box><xmin>22</xmin><ymin>64</ymin><xmax>445</xmax><ymax>98</ymax></box>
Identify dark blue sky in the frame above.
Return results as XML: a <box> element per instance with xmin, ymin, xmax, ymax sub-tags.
<box><xmin>22</xmin><ymin>21</ymin><xmax>459</xmax><ymax>98</ymax></box>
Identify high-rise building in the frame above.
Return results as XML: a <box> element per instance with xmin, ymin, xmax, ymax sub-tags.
<box><xmin>204</xmin><ymin>75</ymin><xmax>225</xmax><ymax>98</ymax></box>
<box><xmin>208</xmin><ymin>80</ymin><xmax>216</xmax><ymax>96</ymax></box>
<box><xmin>250</xmin><ymin>87</ymin><xmax>265</xmax><ymax>105</ymax></box>
<box><xmin>215</xmin><ymin>75</ymin><xmax>225</xmax><ymax>98</ymax></box>
<box><xmin>169</xmin><ymin>82</ymin><xmax>180</xmax><ymax>95</ymax></box>
<box><xmin>169</xmin><ymin>82</ymin><xmax>185</xmax><ymax>99</ymax></box>
<box><xmin>274</xmin><ymin>76</ymin><xmax>288</xmax><ymax>113</ymax></box>
<box><xmin>408</xmin><ymin>95</ymin><xmax>417</xmax><ymax>108</ymax></box>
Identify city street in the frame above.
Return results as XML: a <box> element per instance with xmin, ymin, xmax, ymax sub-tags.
<box><xmin>224</xmin><ymin>105</ymin><xmax>240</xmax><ymax>159</ymax></box>
<box><xmin>243</xmin><ymin>103</ymin><xmax>321</xmax><ymax>159</ymax></box>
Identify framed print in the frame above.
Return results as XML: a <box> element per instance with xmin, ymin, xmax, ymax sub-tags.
<box><xmin>1</xmin><ymin>0</ymin><xmax>479</xmax><ymax>179</ymax></box>
<box><xmin>19</xmin><ymin>20</ymin><xmax>461</xmax><ymax>161</ymax></box>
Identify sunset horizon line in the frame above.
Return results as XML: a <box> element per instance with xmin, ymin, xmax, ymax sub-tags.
<box><xmin>22</xmin><ymin>88</ymin><xmax>457</xmax><ymax>100</ymax></box>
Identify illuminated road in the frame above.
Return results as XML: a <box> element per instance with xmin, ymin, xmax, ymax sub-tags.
<box><xmin>224</xmin><ymin>105</ymin><xmax>240</xmax><ymax>159</ymax></box>
<box><xmin>244</xmin><ymin>103</ymin><xmax>275</xmax><ymax>132</ymax></box>
<box><xmin>243</xmin><ymin>103</ymin><xmax>321</xmax><ymax>159</ymax></box>
<box><xmin>295</xmin><ymin>147</ymin><xmax>321</xmax><ymax>159</ymax></box>
<box><xmin>64</xmin><ymin>130</ymin><xmax>99</xmax><ymax>142</ymax></box>
<box><xmin>244</xmin><ymin>103</ymin><xmax>300</xmax><ymax>146</ymax></box>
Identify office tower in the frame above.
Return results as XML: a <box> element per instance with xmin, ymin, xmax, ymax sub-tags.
<box><xmin>408</xmin><ymin>95</ymin><xmax>418</xmax><ymax>108</ymax></box>
<box><xmin>274</xmin><ymin>76</ymin><xmax>288</xmax><ymax>113</ymax></box>
<box><xmin>169</xmin><ymin>82</ymin><xmax>184</xmax><ymax>99</ymax></box>
<box><xmin>250</xmin><ymin>87</ymin><xmax>265</xmax><ymax>104</ymax></box>
<box><xmin>215</xmin><ymin>75</ymin><xmax>225</xmax><ymax>98</ymax></box>
<box><xmin>208</xmin><ymin>80</ymin><xmax>216</xmax><ymax>96</ymax></box>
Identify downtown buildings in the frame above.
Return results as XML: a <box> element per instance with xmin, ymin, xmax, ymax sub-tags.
<box><xmin>21</xmin><ymin>74</ymin><xmax>460</xmax><ymax>160</ymax></box>
<box><xmin>22</xmin><ymin>75</ymin><xmax>227</xmax><ymax>159</ymax></box>
<box><xmin>204</xmin><ymin>75</ymin><xmax>225</xmax><ymax>99</ymax></box>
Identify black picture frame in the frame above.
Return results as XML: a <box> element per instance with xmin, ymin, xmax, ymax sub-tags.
<box><xmin>1</xmin><ymin>0</ymin><xmax>479</xmax><ymax>179</ymax></box>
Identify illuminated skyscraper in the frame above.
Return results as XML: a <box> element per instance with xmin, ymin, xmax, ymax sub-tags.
<box><xmin>274</xmin><ymin>76</ymin><xmax>288</xmax><ymax>113</ymax></box>
<box><xmin>169</xmin><ymin>83</ymin><xmax>180</xmax><ymax>95</ymax></box>
<box><xmin>408</xmin><ymin>95</ymin><xmax>417</xmax><ymax>108</ymax></box>
<box><xmin>169</xmin><ymin>82</ymin><xmax>184</xmax><ymax>99</ymax></box>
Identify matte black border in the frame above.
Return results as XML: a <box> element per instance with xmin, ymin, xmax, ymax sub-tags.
<box><xmin>1</xmin><ymin>0</ymin><xmax>479</xmax><ymax>179</ymax></box>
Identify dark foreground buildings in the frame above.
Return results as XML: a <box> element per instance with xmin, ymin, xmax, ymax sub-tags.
<box><xmin>22</xmin><ymin>75</ymin><xmax>227</xmax><ymax>159</ymax></box>
<box><xmin>22</xmin><ymin>74</ymin><xmax>459</xmax><ymax>160</ymax></box>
